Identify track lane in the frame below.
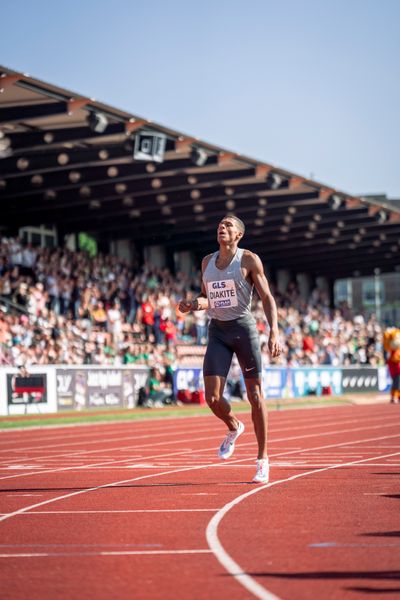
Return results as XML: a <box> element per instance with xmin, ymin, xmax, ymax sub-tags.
<box><xmin>0</xmin><ymin>410</ymin><xmax>398</xmax><ymax>482</ymax></box>
<box><xmin>0</xmin><ymin>404</ymin><xmax>399</xmax><ymax>599</ymax></box>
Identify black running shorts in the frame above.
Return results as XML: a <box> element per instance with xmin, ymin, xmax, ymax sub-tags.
<box><xmin>203</xmin><ymin>314</ymin><xmax>262</xmax><ymax>379</ymax></box>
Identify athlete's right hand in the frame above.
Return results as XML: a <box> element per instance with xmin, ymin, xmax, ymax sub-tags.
<box><xmin>178</xmin><ymin>300</ymin><xmax>192</xmax><ymax>313</ymax></box>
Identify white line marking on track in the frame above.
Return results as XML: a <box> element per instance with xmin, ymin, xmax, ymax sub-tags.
<box><xmin>6</xmin><ymin>494</ymin><xmax>43</xmax><ymax>497</ymax></box>
<box><xmin>1</xmin><ymin>426</ymin><xmax>399</xmax><ymax>598</ymax></box>
<box><xmin>1</xmin><ymin>411</ymin><xmax>394</xmax><ymax>460</ymax></box>
<box><xmin>0</xmin><ymin>408</ymin><xmax>379</xmax><ymax>447</ymax></box>
<box><xmin>206</xmin><ymin>448</ymin><xmax>400</xmax><ymax>600</ymax></box>
<box><xmin>2</xmin><ymin>420</ymin><xmax>399</xmax><ymax>482</ymax></box>
<box><xmin>6</xmin><ymin>465</ymin><xmax>44</xmax><ymax>469</ymax></box>
<box><xmin>0</xmin><ymin>509</ymin><xmax>220</xmax><ymax>515</ymax></box>
<box><xmin>184</xmin><ymin>493</ymin><xmax>218</xmax><ymax>496</ymax></box>
<box><xmin>0</xmin><ymin>549</ymin><xmax>213</xmax><ymax>558</ymax></box>
<box><xmin>310</xmin><ymin>542</ymin><xmax>400</xmax><ymax>548</ymax></box>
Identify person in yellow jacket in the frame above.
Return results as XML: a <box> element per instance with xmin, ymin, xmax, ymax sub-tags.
<box><xmin>383</xmin><ymin>328</ymin><xmax>400</xmax><ymax>404</ymax></box>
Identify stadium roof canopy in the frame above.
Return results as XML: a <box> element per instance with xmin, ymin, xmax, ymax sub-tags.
<box><xmin>1</xmin><ymin>65</ymin><xmax>399</xmax><ymax>280</ymax></box>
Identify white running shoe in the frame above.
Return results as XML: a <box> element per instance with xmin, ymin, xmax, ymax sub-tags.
<box><xmin>218</xmin><ymin>421</ymin><xmax>245</xmax><ymax>460</ymax></box>
<box><xmin>252</xmin><ymin>458</ymin><xmax>269</xmax><ymax>483</ymax></box>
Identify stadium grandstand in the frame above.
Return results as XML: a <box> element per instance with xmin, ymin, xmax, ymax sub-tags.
<box><xmin>1</xmin><ymin>65</ymin><xmax>399</xmax><ymax>411</ymax></box>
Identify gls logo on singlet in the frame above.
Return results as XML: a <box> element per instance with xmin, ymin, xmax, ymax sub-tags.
<box><xmin>207</xmin><ymin>279</ymin><xmax>238</xmax><ymax>309</ymax></box>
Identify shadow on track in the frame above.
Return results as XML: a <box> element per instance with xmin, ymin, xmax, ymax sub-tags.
<box><xmin>362</xmin><ymin>531</ymin><xmax>400</xmax><ymax>538</ymax></box>
<box><xmin>345</xmin><ymin>586</ymin><xmax>400</xmax><ymax>594</ymax></box>
<box><xmin>242</xmin><ymin>570</ymin><xmax>400</xmax><ymax>580</ymax></box>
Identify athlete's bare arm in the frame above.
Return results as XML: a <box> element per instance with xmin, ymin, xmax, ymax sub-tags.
<box><xmin>178</xmin><ymin>254</ymin><xmax>211</xmax><ymax>313</ymax></box>
<box><xmin>243</xmin><ymin>251</ymin><xmax>282</xmax><ymax>358</ymax></box>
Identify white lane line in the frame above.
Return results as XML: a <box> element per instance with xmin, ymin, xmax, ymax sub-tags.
<box><xmin>0</xmin><ymin>424</ymin><xmax>219</xmax><ymax>454</ymax></box>
<box><xmin>310</xmin><ymin>542</ymin><xmax>400</xmax><ymax>548</ymax></box>
<box><xmin>0</xmin><ymin>408</ymin><xmax>365</xmax><ymax>446</ymax></box>
<box><xmin>205</xmin><ymin>448</ymin><xmax>400</xmax><ymax>600</ymax></box>
<box><xmin>0</xmin><ymin>429</ymin><xmax>398</xmax><ymax>597</ymax></box>
<box><xmin>2</xmin><ymin>432</ymin><xmax>398</xmax><ymax>528</ymax></box>
<box><xmin>6</xmin><ymin>465</ymin><xmax>44</xmax><ymax>470</ymax></box>
<box><xmin>0</xmin><ymin>549</ymin><xmax>213</xmax><ymax>558</ymax></box>
<box><xmin>0</xmin><ymin>426</ymin><xmax>400</xmax><ymax>488</ymax></box>
<box><xmin>1</xmin><ymin>419</ymin><xmax>399</xmax><ymax>482</ymax></box>
<box><xmin>0</xmin><ymin>459</ymin><xmax>256</xmax><ymax>525</ymax></box>
<box><xmin>184</xmin><ymin>493</ymin><xmax>218</xmax><ymax>496</ymax></box>
<box><xmin>2</xmin><ymin>411</ymin><xmax>395</xmax><ymax>473</ymax></box>
<box><xmin>21</xmin><ymin>462</ymin><xmax>397</xmax><ymax>470</ymax></box>
<box><xmin>0</xmin><ymin>418</ymin><xmax>218</xmax><ymax>446</ymax></box>
<box><xmin>1</xmin><ymin>411</ymin><xmax>393</xmax><ymax>458</ymax></box>
<box><xmin>0</xmin><ymin>438</ymin><xmax>225</xmax><ymax>481</ymax></box>
<box><xmin>6</xmin><ymin>494</ymin><xmax>43</xmax><ymax>497</ymax></box>
<box><xmin>0</xmin><ymin>509</ymin><xmax>220</xmax><ymax>515</ymax></box>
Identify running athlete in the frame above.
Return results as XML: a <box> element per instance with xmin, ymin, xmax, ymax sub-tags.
<box><xmin>178</xmin><ymin>215</ymin><xmax>282</xmax><ymax>483</ymax></box>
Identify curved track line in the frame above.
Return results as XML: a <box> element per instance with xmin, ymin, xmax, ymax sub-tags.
<box><xmin>205</xmin><ymin>449</ymin><xmax>400</xmax><ymax>600</ymax></box>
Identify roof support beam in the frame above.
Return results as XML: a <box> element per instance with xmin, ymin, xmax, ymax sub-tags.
<box><xmin>37</xmin><ymin>202</ymin><xmax>375</xmax><ymax>238</ymax></box>
<box><xmin>0</xmin><ymin>186</ymin><xmax>321</xmax><ymax>222</ymax></box>
<box><xmin>0</xmin><ymin>102</ymin><xmax>70</xmax><ymax>123</ymax></box>
<box><xmin>0</xmin><ymin>163</ymin><xmax>255</xmax><ymax>206</ymax></box>
<box><xmin>1</xmin><ymin>155</ymin><xmax>222</xmax><ymax>194</ymax></box>
<box><xmin>0</xmin><ymin>74</ymin><xmax>21</xmax><ymax>92</ymax></box>
<box><xmin>7</xmin><ymin>124</ymin><xmax>130</xmax><ymax>152</ymax></box>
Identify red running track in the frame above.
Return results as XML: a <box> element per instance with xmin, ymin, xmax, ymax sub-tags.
<box><xmin>0</xmin><ymin>403</ymin><xmax>399</xmax><ymax>599</ymax></box>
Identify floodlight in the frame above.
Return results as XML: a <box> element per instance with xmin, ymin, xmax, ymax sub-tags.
<box><xmin>375</xmin><ymin>210</ymin><xmax>388</xmax><ymax>224</ymax></box>
<box><xmin>191</xmin><ymin>147</ymin><xmax>208</xmax><ymax>166</ymax></box>
<box><xmin>268</xmin><ymin>173</ymin><xmax>283</xmax><ymax>190</ymax></box>
<box><xmin>87</xmin><ymin>111</ymin><xmax>109</xmax><ymax>133</ymax></box>
<box><xmin>328</xmin><ymin>194</ymin><xmax>343</xmax><ymax>210</ymax></box>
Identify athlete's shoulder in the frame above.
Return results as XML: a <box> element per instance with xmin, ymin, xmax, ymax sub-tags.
<box><xmin>242</xmin><ymin>249</ymin><xmax>261</xmax><ymax>264</ymax></box>
<box><xmin>201</xmin><ymin>253</ymin><xmax>214</xmax><ymax>270</ymax></box>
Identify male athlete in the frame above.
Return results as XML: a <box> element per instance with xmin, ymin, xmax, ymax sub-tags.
<box><xmin>179</xmin><ymin>215</ymin><xmax>282</xmax><ymax>483</ymax></box>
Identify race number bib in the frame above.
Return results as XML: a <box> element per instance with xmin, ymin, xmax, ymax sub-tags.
<box><xmin>207</xmin><ymin>279</ymin><xmax>238</xmax><ymax>309</ymax></box>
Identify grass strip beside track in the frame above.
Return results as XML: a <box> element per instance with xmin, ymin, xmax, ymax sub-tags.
<box><xmin>0</xmin><ymin>397</ymin><xmax>354</xmax><ymax>429</ymax></box>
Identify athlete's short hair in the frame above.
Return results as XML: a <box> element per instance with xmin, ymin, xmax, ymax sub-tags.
<box><xmin>223</xmin><ymin>214</ymin><xmax>245</xmax><ymax>235</ymax></box>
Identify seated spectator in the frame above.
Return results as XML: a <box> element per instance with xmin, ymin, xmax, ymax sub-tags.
<box><xmin>147</xmin><ymin>367</ymin><xmax>174</xmax><ymax>406</ymax></box>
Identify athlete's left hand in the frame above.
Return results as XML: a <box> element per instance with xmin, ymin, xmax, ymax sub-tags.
<box><xmin>268</xmin><ymin>331</ymin><xmax>282</xmax><ymax>358</ymax></box>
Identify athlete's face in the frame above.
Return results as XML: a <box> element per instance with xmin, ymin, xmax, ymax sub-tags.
<box><xmin>217</xmin><ymin>218</ymin><xmax>243</xmax><ymax>244</ymax></box>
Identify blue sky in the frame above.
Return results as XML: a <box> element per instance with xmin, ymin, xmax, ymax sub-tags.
<box><xmin>1</xmin><ymin>0</ymin><xmax>399</xmax><ymax>196</ymax></box>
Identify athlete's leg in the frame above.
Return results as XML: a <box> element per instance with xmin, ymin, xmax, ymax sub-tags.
<box><xmin>204</xmin><ymin>375</ymin><xmax>241</xmax><ymax>431</ymax></box>
<box><xmin>232</xmin><ymin>319</ymin><xmax>266</xmax><ymax>458</ymax></box>
<box><xmin>203</xmin><ymin>323</ymin><xmax>240</xmax><ymax>431</ymax></box>
<box><xmin>243</xmin><ymin>377</ymin><xmax>268</xmax><ymax>459</ymax></box>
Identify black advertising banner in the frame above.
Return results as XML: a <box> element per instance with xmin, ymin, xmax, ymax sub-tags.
<box><xmin>341</xmin><ymin>368</ymin><xmax>379</xmax><ymax>393</ymax></box>
<box><xmin>7</xmin><ymin>373</ymin><xmax>48</xmax><ymax>405</ymax></box>
<box><xmin>56</xmin><ymin>368</ymin><xmax>149</xmax><ymax>410</ymax></box>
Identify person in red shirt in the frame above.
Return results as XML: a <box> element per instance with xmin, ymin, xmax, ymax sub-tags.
<box><xmin>160</xmin><ymin>318</ymin><xmax>177</xmax><ymax>348</ymax></box>
<box><xmin>302</xmin><ymin>332</ymin><xmax>314</xmax><ymax>352</ymax></box>
<box><xmin>141</xmin><ymin>295</ymin><xmax>155</xmax><ymax>341</ymax></box>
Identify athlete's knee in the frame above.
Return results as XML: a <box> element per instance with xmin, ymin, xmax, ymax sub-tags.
<box><xmin>205</xmin><ymin>393</ymin><xmax>221</xmax><ymax>408</ymax></box>
<box><xmin>247</xmin><ymin>385</ymin><xmax>264</xmax><ymax>407</ymax></box>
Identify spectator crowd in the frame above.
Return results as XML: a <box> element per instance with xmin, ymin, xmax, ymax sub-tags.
<box><xmin>0</xmin><ymin>237</ymin><xmax>385</xmax><ymax>371</ymax></box>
